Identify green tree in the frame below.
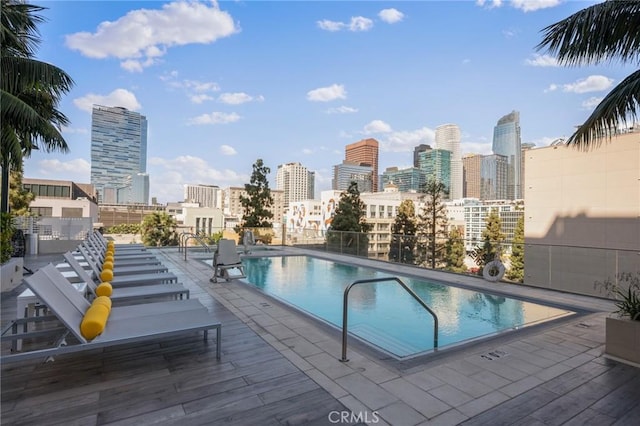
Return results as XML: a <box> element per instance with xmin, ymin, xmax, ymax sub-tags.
<box><xmin>240</xmin><ymin>159</ymin><xmax>274</xmax><ymax>228</ymax></box>
<box><xmin>471</xmin><ymin>208</ymin><xmax>505</xmax><ymax>275</ymax></box>
<box><xmin>536</xmin><ymin>1</ymin><xmax>640</xmax><ymax>147</ymax></box>
<box><xmin>417</xmin><ymin>179</ymin><xmax>449</xmax><ymax>269</ymax></box>
<box><xmin>445</xmin><ymin>227</ymin><xmax>467</xmax><ymax>273</ymax></box>
<box><xmin>506</xmin><ymin>215</ymin><xmax>525</xmax><ymax>283</ymax></box>
<box><xmin>327</xmin><ymin>181</ymin><xmax>372</xmax><ymax>256</ymax></box>
<box><xmin>9</xmin><ymin>166</ymin><xmax>34</xmax><ymax>215</ymax></box>
<box><xmin>1</xmin><ymin>0</ymin><xmax>75</xmax><ymax>213</ymax></box>
<box><xmin>389</xmin><ymin>199</ymin><xmax>417</xmax><ymax>264</ymax></box>
<box><xmin>140</xmin><ymin>212</ymin><xmax>179</xmax><ymax>247</ymax></box>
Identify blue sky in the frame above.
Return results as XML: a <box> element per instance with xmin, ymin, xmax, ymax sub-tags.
<box><xmin>25</xmin><ymin>0</ymin><xmax>633</xmax><ymax>203</ymax></box>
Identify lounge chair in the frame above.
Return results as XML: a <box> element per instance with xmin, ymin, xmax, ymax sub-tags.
<box><xmin>62</xmin><ymin>252</ymin><xmax>189</xmax><ymax>303</ymax></box>
<box><xmin>82</xmin><ymin>241</ymin><xmax>160</xmax><ymax>265</ymax></box>
<box><xmin>78</xmin><ymin>245</ymin><xmax>169</xmax><ymax>276</ymax></box>
<box><xmin>78</xmin><ymin>245</ymin><xmax>179</xmax><ymax>287</ymax></box>
<box><xmin>90</xmin><ymin>230</ymin><xmax>146</xmax><ymax>250</ymax></box>
<box><xmin>1</xmin><ymin>264</ymin><xmax>221</xmax><ymax>363</ymax></box>
<box><xmin>210</xmin><ymin>239</ymin><xmax>246</xmax><ymax>283</ymax></box>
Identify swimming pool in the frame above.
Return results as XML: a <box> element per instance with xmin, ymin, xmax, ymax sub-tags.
<box><xmin>237</xmin><ymin>256</ymin><xmax>575</xmax><ymax>358</ymax></box>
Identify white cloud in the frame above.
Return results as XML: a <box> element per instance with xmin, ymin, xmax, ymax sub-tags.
<box><xmin>307</xmin><ymin>84</ymin><xmax>347</xmax><ymax>102</ymax></box>
<box><xmin>218</xmin><ymin>92</ymin><xmax>264</xmax><ymax>105</ymax></box>
<box><xmin>511</xmin><ymin>0</ymin><xmax>562</xmax><ymax>12</ymax></box>
<box><xmin>317</xmin><ymin>16</ymin><xmax>373</xmax><ymax>32</ymax></box>
<box><xmin>187</xmin><ymin>111</ymin><xmax>241</xmax><ymax>125</ymax></box>
<box><xmin>220</xmin><ymin>145</ymin><xmax>237</xmax><ymax>155</ymax></box>
<box><xmin>37</xmin><ymin>158</ymin><xmax>91</xmax><ymax>177</ymax></box>
<box><xmin>382</xmin><ymin>127</ymin><xmax>436</xmax><ymax>153</ymax></box>
<box><xmin>525</xmin><ymin>53</ymin><xmax>559</xmax><ymax>67</ymax></box>
<box><xmin>326</xmin><ymin>106</ymin><xmax>358</xmax><ymax>114</ymax></box>
<box><xmin>378</xmin><ymin>8</ymin><xmax>404</xmax><ymax>24</ymax></box>
<box><xmin>65</xmin><ymin>1</ymin><xmax>239</xmax><ymax>72</ymax></box>
<box><xmin>73</xmin><ymin>88</ymin><xmax>141</xmax><ymax>112</ymax></box>
<box><xmin>148</xmin><ymin>155</ymin><xmax>248</xmax><ymax>202</ymax></box>
<box><xmin>544</xmin><ymin>83</ymin><xmax>558</xmax><ymax>93</ymax></box>
<box><xmin>61</xmin><ymin>126</ymin><xmax>88</xmax><ymax>135</ymax></box>
<box><xmin>476</xmin><ymin>0</ymin><xmax>503</xmax><ymax>9</ymax></box>
<box><xmin>363</xmin><ymin>120</ymin><xmax>392</xmax><ymax>134</ymax></box>
<box><xmin>502</xmin><ymin>28</ymin><xmax>518</xmax><ymax>38</ymax></box>
<box><xmin>317</xmin><ymin>19</ymin><xmax>345</xmax><ymax>32</ymax></box>
<box><xmin>563</xmin><ymin>75</ymin><xmax>614</xmax><ymax>93</ymax></box>
<box><xmin>349</xmin><ymin>16</ymin><xmax>373</xmax><ymax>32</ymax></box>
<box><xmin>161</xmin><ymin>72</ymin><xmax>221</xmax><ymax>103</ymax></box>
<box><xmin>302</xmin><ymin>148</ymin><xmax>313</xmax><ymax>155</ymax></box>
<box><xmin>461</xmin><ymin>141</ymin><xmax>493</xmax><ymax>155</ymax></box>
<box><xmin>582</xmin><ymin>96</ymin><xmax>603</xmax><ymax>110</ymax></box>
<box><xmin>190</xmin><ymin>94</ymin><xmax>215</xmax><ymax>104</ymax></box>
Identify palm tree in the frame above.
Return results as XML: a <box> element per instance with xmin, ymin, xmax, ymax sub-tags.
<box><xmin>536</xmin><ymin>1</ymin><xmax>640</xmax><ymax>148</ymax></box>
<box><xmin>1</xmin><ymin>0</ymin><xmax>74</xmax><ymax>212</ymax></box>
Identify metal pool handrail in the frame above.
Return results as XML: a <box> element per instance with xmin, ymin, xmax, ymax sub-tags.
<box><xmin>340</xmin><ymin>277</ymin><xmax>439</xmax><ymax>362</ymax></box>
<box><xmin>179</xmin><ymin>232</ymin><xmax>211</xmax><ymax>260</ymax></box>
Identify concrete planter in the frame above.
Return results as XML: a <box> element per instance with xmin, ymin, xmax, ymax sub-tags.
<box><xmin>605</xmin><ymin>317</ymin><xmax>640</xmax><ymax>365</ymax></box>
<box><xmin>1</xmin><ymin>257</ymin><xmax>23</xmax><ymax>293</ymax></box>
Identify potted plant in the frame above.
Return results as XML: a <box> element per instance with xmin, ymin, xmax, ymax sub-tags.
<box><xmin>595</xmin><ymin>272</ymin><xmax>640</xmax><ymax>365</ymax></box>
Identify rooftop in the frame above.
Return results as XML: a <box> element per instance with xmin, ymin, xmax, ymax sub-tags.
<box><xmin>2</xmin><ymin>247</ymin><xmax>639</xmax><ymax>425</ymax></box>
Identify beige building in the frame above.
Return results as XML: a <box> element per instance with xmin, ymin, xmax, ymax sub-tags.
<box><xmin>524</xmin><ymin>131</ymin><xmax>639</xmax><ymax>297</ymax></box>
<box><xmin>223</xmin><ymin>187</ymin><xmax>285</xmax><ymax>226</ymax></box>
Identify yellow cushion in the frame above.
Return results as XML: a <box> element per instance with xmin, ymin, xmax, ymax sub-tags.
<box><xmin>100</xmin><ymin>269</ymin><xmax>114</xmax><ymax>282</ymax></box>
<box><xmin>95</xmin><ymin>282</ymin><xmax>113</xmax><ymax>298</ymax></box>
<box><xmin>104</xmin><ymin>254</ymin><xmax>114</xmax><ymax>262</ymax></box>
<box><xmin>80</xmin><ymin>304</ymin><xmax>109</xmax><ymax>339</ymax></box>
<box><xmin>92</xmin><ymin>295</ymin><xmax>112</xmax><ymax>311</ymax></box>
<box><xmin>106</xmin><ymin>247</ymin><xmax>115</xmax><ymax>255</ymax></box>
<box><xmin>102</xmin><ymin>260</ymin><xmax>114</xmax><ymax>271</ymax></box>
<box><xmin>107</xmin><ymin>241</ymin><xmax>115</xmax><ymax>248</ymax></box>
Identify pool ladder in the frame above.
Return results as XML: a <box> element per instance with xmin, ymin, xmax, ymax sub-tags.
<box><xmin>340</xmin><ymin>277</ymin><xmax>439</xmax><ymax>362</ymax></box>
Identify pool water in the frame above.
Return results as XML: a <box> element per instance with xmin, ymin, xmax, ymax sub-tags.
<box><xmin>239</xmin><ymin>256</ymin><xmax>575</xmax><ymax>358</ymax></box>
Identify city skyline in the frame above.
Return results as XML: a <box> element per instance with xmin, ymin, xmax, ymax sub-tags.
<box><xmin>22</xmin><ymin>0</ymin><xmax>633</xmax><ymax>203</ymax></box>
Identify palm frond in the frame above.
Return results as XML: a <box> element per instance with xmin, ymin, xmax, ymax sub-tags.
<box><xmin>1</xmin><ymin>56</ymin><xmax>74</xmax><ymax>97</ymax></box>
<box><xmin>0</xmin><ymin>0</ymin><xmax>46</xmax><ymax>57</ymax></box>
<box><xmin>537</xmin><ymin>1</ymin><xmax>640</xmax><ymax>66</ymax></box>
<box><xmin>568</xmin><ymin>68</ymin><xmax>640</xmax><ymax>147</ymax></box>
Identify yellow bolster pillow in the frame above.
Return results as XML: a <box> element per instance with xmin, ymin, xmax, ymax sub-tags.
<box><xmin>104</xmin><ymin>254</ymin><xmax>114</xmax><ymax>262</ymax></box>
<box><xmin>92</xmin><ymin>295</ymin><xmax>112</xmax><ymax>312</ymax></box>
<box><xmin>95</xmin><ymin>283</ymin><xmax>113</xmax><ymax>298</ymax></box>
<box><xmin>102</xmin><ymin>260</ymin><xmax>114</xmax><ymax>271</ymax></box>
<box><xmin>80</xmin><ymin>303</ymin><xmax>110</xmax><ymax>340</ymax></box>
<box><xmin>100</xmin><ymin>269</ymin><xmax>114</xmax><ymax>282</ymax></box>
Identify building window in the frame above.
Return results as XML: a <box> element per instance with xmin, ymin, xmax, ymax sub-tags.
<box><xmin>30</xmin><ymin>207</ymin><xmax>53</xmax><ymax>217</ymax></box>
<box><xmin>61</xmin><ymin>207</ymin><xmax>83</xmax><ymax>218</ymax></box>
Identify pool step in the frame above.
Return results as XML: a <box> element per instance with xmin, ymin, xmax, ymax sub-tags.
<box><xmin>350</xmin><ymin>323</ymin><xmax>425</xmax><ymax>357</ymax></box>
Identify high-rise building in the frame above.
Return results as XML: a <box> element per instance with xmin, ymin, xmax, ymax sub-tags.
<box><xmin>418</xmin><ymin>149</ymin><xmax>451</xmax><ymax>195</ymax></box>
<box><xmin>276</xmin><ymin>162</ymin><xmax>315</xmax><ymax>207</ymax></box>
<box><xmin>345</xmin><ymin>138</ymin><xmax>379</xmax><ymax>192</ymax></box>
<box><xmin>492</xmin><ymin>110</ymin><xmax>522</xmax><ymax>199</ymax></box>
<box><xmin>462</xmin><ymin>154</ymin><xmax>482</xmax><ymax>199</ymax></box>
<box><xmin>90</xmin><ymin>105</ymin><xmax>148</xmax><ymax>204</ymax></box>
<box><xmin>435</xmin><ymin>124</ymin><xmax>462</xmax><ymax>200</ymax></box>
<box><xmin>116</xmin><ymin>173</ymin><xmax>149</xmax><ymax>205</ymax></box>
<box><xmin>480</xmin><ymin>154</ymin><xmax>508</xmax><ymax>200</ymax></box>
<box><xmin>381</xmin><ymin>167</ymin><xmax>427</xmax><ymax>192</ymax></box>
<box><xmin>332</xmin><ymin>161</ymin><xmax>373</xmax><ymax>192</ymax></box>
<box><xmin>184</xmin><ymin>184</ymin><xmax>223</xmax><ymax>208</ymax></box>
<box><xmin>413</xmin><ymin>144</ymin><xmax>432</xmax><ymax>168</ymax></box>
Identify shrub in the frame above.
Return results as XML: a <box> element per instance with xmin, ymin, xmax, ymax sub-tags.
<box><xmin>1</xmin><ymin>213</ymin><xmax>15</xmax><ymax>264</ymax></box>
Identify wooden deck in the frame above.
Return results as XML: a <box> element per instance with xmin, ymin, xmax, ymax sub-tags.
<box><xmin>1</xmin><ymin>252</ymin><xmax>361</xmax><ymax>425</ymax></box>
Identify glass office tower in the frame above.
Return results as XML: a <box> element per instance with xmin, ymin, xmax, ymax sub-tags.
<box><xmin>91</xmin><ymin>105</ymin><xmax>148</xmax><ymax>204</ymax></box>
<box><xmin>492</xmin><ymin>110</ymin><xmax>522</xmax><ymax>200</ymax></box>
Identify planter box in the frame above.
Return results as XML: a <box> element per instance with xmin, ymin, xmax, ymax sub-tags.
<box><xmin>1</xmin><ymin>257</ymin><xmax>24</xmax><ymax>293</ymax></box>
<box><xmin>605</xmin><ymin>317</ymin><xmax>640</xmax><ymax>365</ymax></box>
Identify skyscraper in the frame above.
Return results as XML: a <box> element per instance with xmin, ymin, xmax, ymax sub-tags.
<box><xmin>345</xmin><ymin>138</ymin><xmax>379</xmax><ymax>192</ymax></box>
<box><xmin>462</xmin><ymin>154</ymin><xmax>482</xmax><ymax>199</ymax></box>
<box><xmin>435</xmin><ymin>124</ymin><xmax>462</xmax><ymax>200</ymax></box>
<box><xmin>480</xmin><ymin>154</ymin><xmax>508</xmax><ymax>200</ymax></box>
<box><xmin>492</xmin><ymin>110</ymin><xmax>522</xmax><ymax>199</ymax></box>
<box><xmin>332</xmin><ymin>161</ymin><xmax>373</xmax><ymax>192</ymax></box>
<box><xmin>184</xmin><ymin>184</ymin><xmax>223</xmax><ymax>208</ymax></box>
<box><xmin>91</xmin><ymin>105</ymin><xmax>148</xmax><ymax>204</ymax></box>
<box><xmin>276</xmin><ymin>162</ymin><xmax>315</xmax><ymax>207</ymax></box>
<box><xmin>413</xmin><ymin>144</ymin><xmax>432</xmax><ymax>168</ymax></box>
<box><xmin>418</xmin><ymin>149</ymin><xmax>451</xmax><ymax>195</ymax></box>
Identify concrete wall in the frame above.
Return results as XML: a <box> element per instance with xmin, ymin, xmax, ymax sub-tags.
<box><xmin>1</xmin><ymin>258</ymin><xmax>23</xmax><ymax>293</ymax></box>
<box><xmin>38</xmin><ymin>240</ymin><xmax>83</xmax><ymax>254</ymax></box>
<box><xmin>524</xmin><ymin>132</ymin><xmax>639</xmax><ymax>297</ymax></box>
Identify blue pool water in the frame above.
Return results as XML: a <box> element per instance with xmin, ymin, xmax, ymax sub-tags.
<box><xmin>239</xmin><ymin>256</ymin><xmax>575</xmax><ymax>358</ymax></box>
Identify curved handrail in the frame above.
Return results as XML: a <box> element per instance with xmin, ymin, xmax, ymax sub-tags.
<box><xmin>179</xmin><ymin>232</ymin><xmax>211</xmax><ymax>260</ymax></box>
<box><xmin>340</xmin><ymin>277</ymin><xmax>438</xmax><ymax>362</ymax></box>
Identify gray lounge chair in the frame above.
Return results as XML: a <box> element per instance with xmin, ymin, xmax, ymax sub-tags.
<box><xmin>77</xmin><ymin>245</ymin><xmax>179</xmax><ymax>287</ymax></box>
<box><xmin>1</xmin><ymin>264</ymin><xmax>221</xmax><ymax>363</ymax></box>
<box><xmin>90</xmin><ymin>230</ymin><xmax>146</xmax><ymax>251</ymax></box>
<box><xmin>210</xmin><ymin>239</ymin><xmax>246</xmax><ymax>283</ymax></box>
<box><xmin>62</xmin><ymin>252</ymin><xmax>189</xmax><ymax>303</ymax></box>
<box><xmin>78</xmin><ymin>245</ymin><xmax>169</xmax><ymax>275</ymax></box>
<box><xmin>82</xmin><ymin>241</ymin><xmax>160</xmax><ymax>265</ymax></box>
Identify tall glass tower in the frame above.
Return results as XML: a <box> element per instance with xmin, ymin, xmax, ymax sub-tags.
<box><xmin>492</xmin><ymin>110</ymin><xmax>521</xmax><ymax>200</ymax></box>
<box><xmin>435</xmin><ymin>124</ymin><xmax>462</xmax><ymax>200</ymax></box>
<box><xmin>91</xmin><ymin>105</ymin><xmax>148</xmax><ymax>204</ymax></box>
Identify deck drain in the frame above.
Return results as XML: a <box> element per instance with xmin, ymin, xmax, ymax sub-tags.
<box><xmin>480</xmin><ymin>350</ymin><xmax>509</xmax><ymax>361</ymax></box>
<box><xmin>259</xmin><ymin>302</ymin><xmax>271</xmax><ymax>307</ymax></box>
<box><xmin>575</xmin><ymin>323</ymin><xmax>592</xmax><ymax>328</ymax></box>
